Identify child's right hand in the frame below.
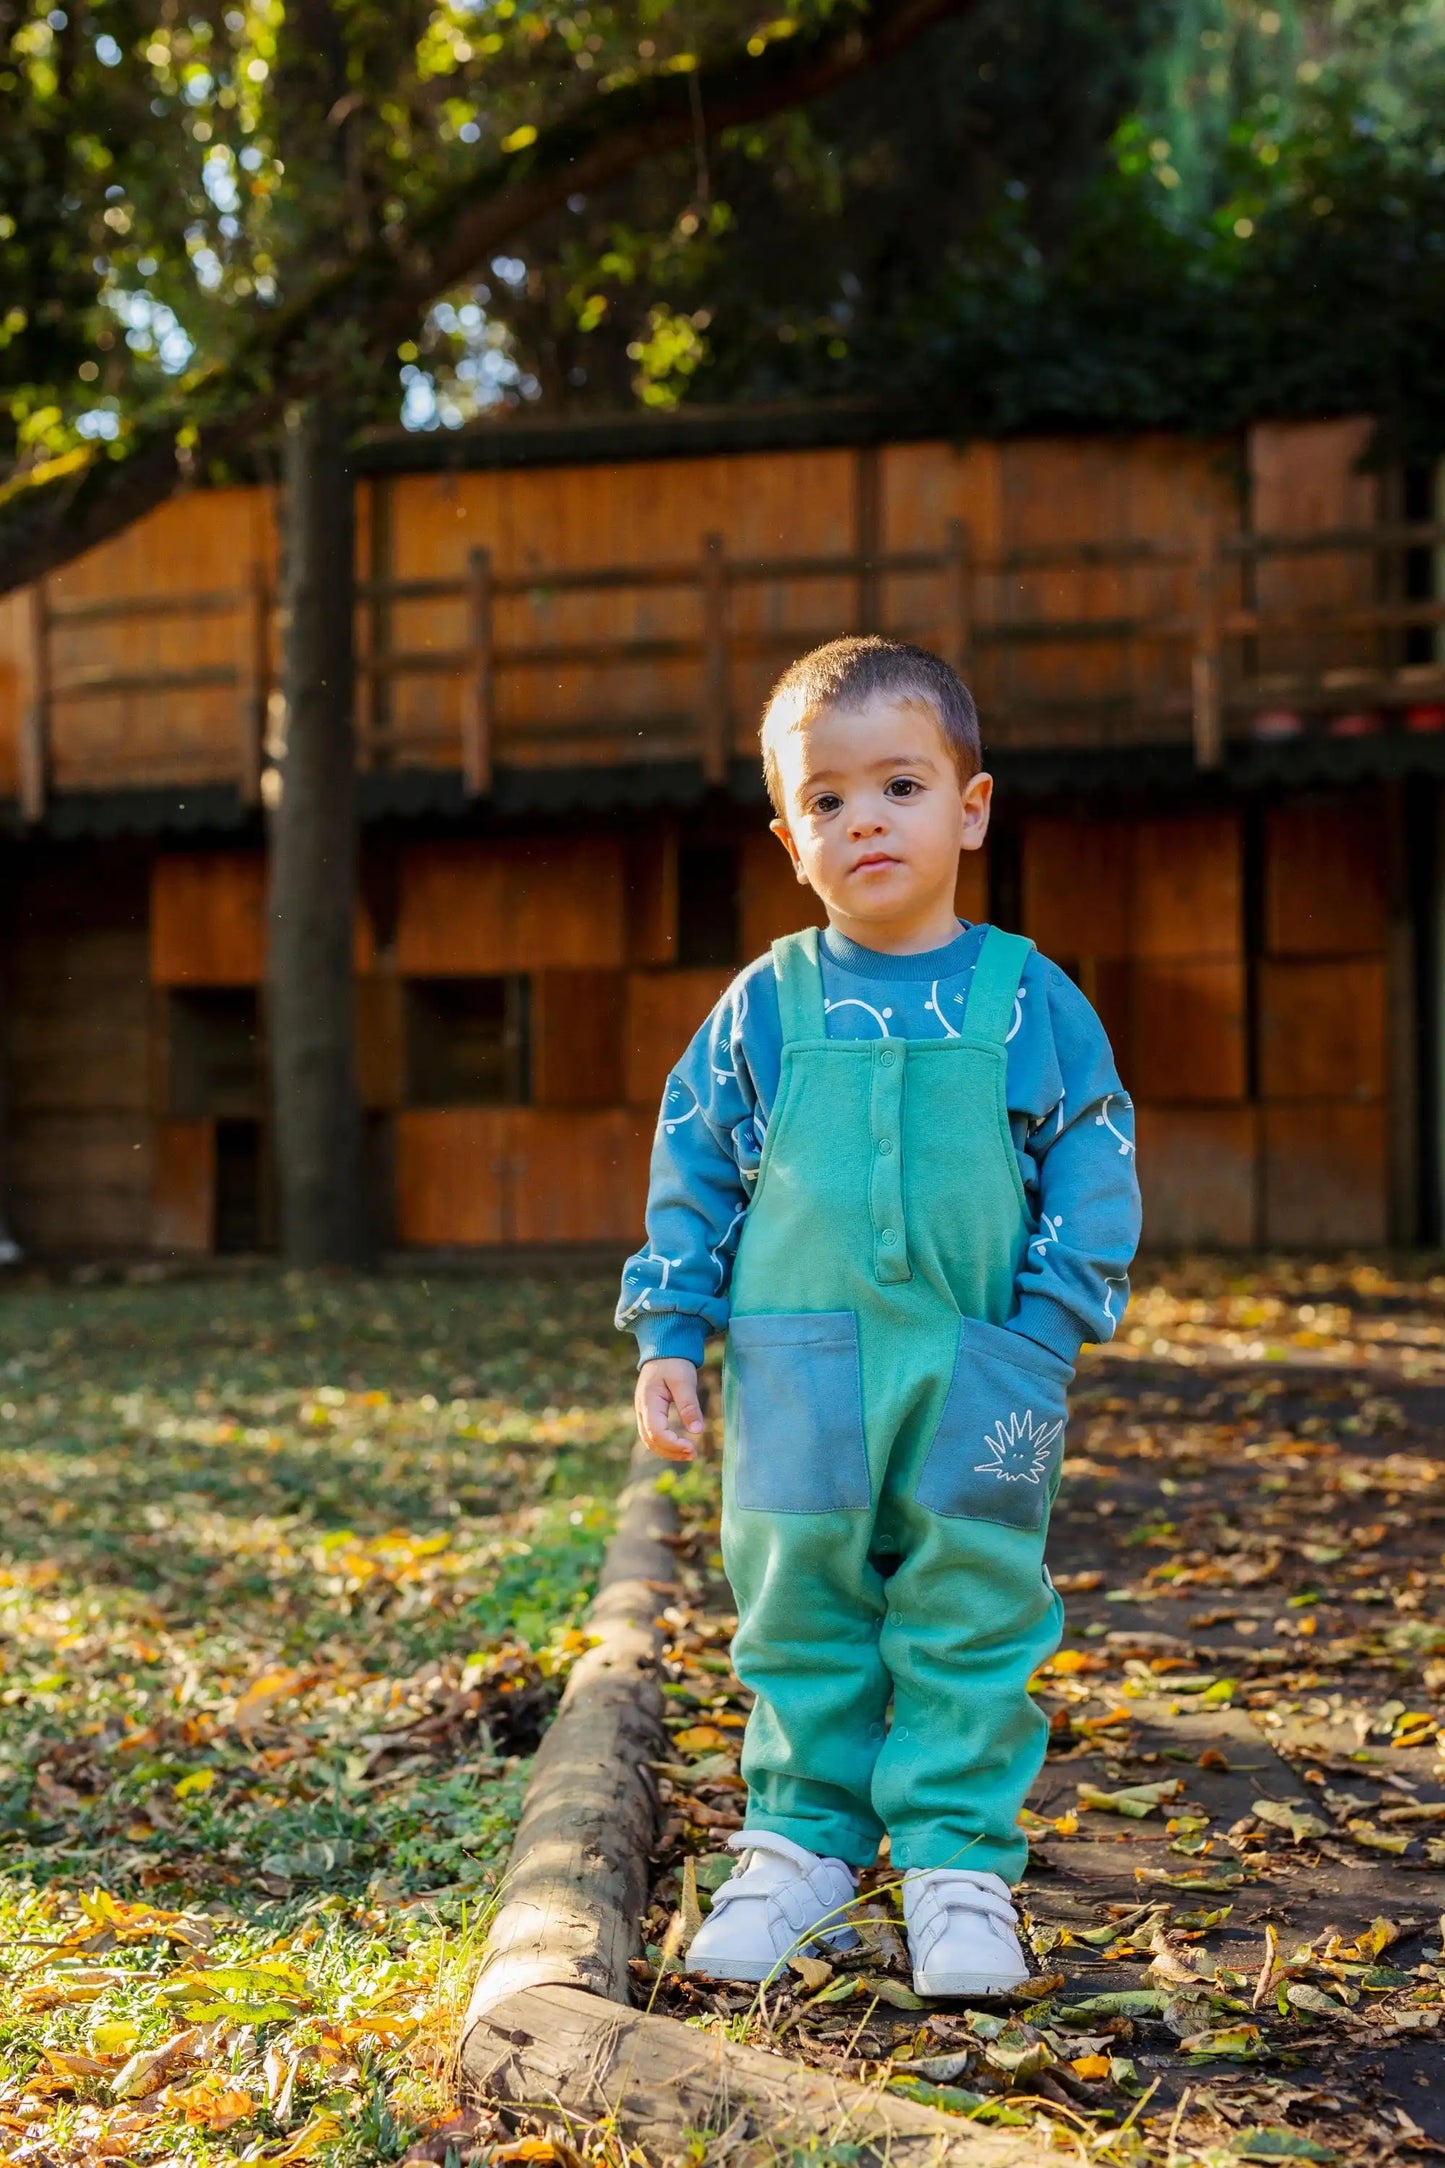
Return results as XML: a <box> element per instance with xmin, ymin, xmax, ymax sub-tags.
<box><xmin>635</xmin><ymin>1357</ymin><xmax>705</xmax><ymax>1462</ymax></box>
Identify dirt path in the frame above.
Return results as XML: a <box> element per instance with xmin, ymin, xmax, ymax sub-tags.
<box><xmin>637</xmin><ymin>1260</ymin><xmax>1445</xmax><ymax>2164</ymax></box>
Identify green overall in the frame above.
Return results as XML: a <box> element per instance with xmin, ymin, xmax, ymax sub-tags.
<box><xmin>720</xmin><ymin>925</ymin><xmax>1069</xmax><ymax>1880</ymax></box>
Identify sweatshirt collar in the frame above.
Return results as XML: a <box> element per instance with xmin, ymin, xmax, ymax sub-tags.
<box><xmin>820</xmin><ymin>921</ymin><xmax>981</xmax><ymax>981</ymax></box>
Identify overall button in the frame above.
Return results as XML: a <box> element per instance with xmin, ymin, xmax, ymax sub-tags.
<box><xmin>879</xmin><ymin>1049</ymin><xmax>897</xmax><ymax>1069</ymax></box>
<box><xmin>880</xmin><ymin>1227</ymin><xmax>898</xmax><ymax>1247</ymax></box>
<box><xmin>877</xmin><ymin>1137</ymin><xmax>895</xmax><ymax>1156</ymax></box>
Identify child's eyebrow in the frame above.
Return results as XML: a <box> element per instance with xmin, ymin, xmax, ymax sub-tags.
<box><xmin>800</xmin><ymin>750</ymin><xmax>942</xmax><ymax>787</ymax></box>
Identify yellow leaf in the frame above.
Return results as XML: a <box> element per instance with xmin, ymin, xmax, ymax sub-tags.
<box><xmin>125</xmin><ymin>1821</ymin><xmax>157</xmax><ymax>1840</ymax></box>
<box><xmin>501</xmin><ymin>124</ymin><xmax>537</xmax><ymax>152</ymax></box>
<box><xmin>232</xmin><ymin>1669</ymin><xmax>312</xmax><ymax>1730</ymax></box>
<box><xmin>672</xmin><ymin>1724</ymin><xmax>728</xmax><ymax>1755</ymax></box>
<box><xmin>495</xmin><ymin>2141</ymin><xmax>561</xmax><ymax>2164</ymax></box>
<box><xmin>174</xmin><ymin>1767</ymin><xmax>215</xmax><ymax>1799</ymax></box>
<box><xmin>91</xmin><ymin>2022</ymin><xmax>141</xmax><ymax>2056</ymax></box>
<box><xmin>1071</xmin><ymin>2054</ymin><xmax>1111</xmax><ymax>2080</ymax></box>
<box><xmin>171</xmin><ymin>2079</ymin><xmax>256</xmax><ymax>2129</ymax></box>
<box><xmin>265</xmin><ymin>2114</ymin><xmax>343</xmax><ymax>2163</ymax></box>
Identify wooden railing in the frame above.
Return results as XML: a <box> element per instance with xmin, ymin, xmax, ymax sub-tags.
<box><xmin>19</xmin><ymin>518</ymin><xmax>1445</xmax><ymax>817</ymax></box>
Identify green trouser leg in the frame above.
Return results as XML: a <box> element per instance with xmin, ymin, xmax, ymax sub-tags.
<box><xmin>725</xmin><ymin>1467</ymin><xmax>1064</xmax><ymax>1878</ymax></box>
<box><xmin>870</xmin><ymin>1497</ymin><xmax>1063</xmax><ymax>1874</ymax></box>
<box><xmin>723</xmin><ymin>925</ymin><xmax>1070</xmax><ymax>1886</ymax></box>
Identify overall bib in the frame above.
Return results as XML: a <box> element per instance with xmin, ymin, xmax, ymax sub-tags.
<box><xmin>721</xmin><ymin>925</ymin><xmax>1068</xmax><ymax>1880</ymax></box>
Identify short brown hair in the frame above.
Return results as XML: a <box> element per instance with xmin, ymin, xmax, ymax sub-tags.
<box><xmin>760</xmin><ymin>635</ymin><xmax>981</xmax><ymax>813</ymax></box>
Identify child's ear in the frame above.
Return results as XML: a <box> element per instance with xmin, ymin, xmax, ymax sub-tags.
<box><xmin>770</xmin><ymin>817</ymin><xmax>811</xmax><ymax>887</ymax></box>
<box><xmin>960</xmin><ymin>770</ymin><xmax>993</xmax><ymax>850</ymax></box>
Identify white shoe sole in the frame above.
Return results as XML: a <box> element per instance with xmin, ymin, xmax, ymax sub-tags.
<box><xmin>912</xmin><ymin>1967</ymin><xmax>1029</xmax><ymax>1998</ymax></box>
<box><xmin>687</xmin><ymin>1928</ymin><xmax>860</xmax><ymax>1984</ymax></box>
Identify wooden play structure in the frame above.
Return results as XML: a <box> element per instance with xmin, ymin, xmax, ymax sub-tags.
<box><xmin>0</xmin><ymin>408</ymin><xmax>1438</xmax><ymax>1257</ymax></box>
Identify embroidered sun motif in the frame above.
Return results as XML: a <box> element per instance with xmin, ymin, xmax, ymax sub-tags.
<box><xmin>974</xmin><ymin>1408</ymin><xmax>1062</xmax><ymax>1485</ymax></box>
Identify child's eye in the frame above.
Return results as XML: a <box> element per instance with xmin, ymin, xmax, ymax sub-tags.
<box><xmin>809</xmin><ymin>793</ymin><xmax>842</xmax><ymax>815</ymax></box>
<box><xmin>885</xmin><ymin>777</ymin><xmax>921</xmax><ymax>799</ymax></box>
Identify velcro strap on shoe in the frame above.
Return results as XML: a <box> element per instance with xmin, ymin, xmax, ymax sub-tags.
<box><xmin>914</xmin><ymin>1873</ymin><xmax>1018</xmax><ymax>1929</ymax></box>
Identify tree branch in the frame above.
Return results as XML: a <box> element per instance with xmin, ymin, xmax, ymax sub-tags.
<box><xmin>0</xmin><ymin>0</ymin><xmax>984</xmax><ymax>599</ymax></box>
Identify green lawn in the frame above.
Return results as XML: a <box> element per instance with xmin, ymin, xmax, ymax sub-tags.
<box><xmin>0</xmin><ymin>1270</ymin><xmax>636</xmax><ymax>2167</ymax></box>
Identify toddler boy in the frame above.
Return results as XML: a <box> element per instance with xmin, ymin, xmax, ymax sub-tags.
<box><xmin>617</xmin><ymin>636</ymin><xmax>1140</xmax><ymax>1995</ymax></box>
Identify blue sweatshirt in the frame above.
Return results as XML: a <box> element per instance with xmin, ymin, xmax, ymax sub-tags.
<box><xmin>616</xmin><ymin>921</ymin><xmax>1141</xmax><ymax>1370</ymax></box>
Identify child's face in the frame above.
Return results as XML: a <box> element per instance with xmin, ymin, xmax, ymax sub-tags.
<box><xmin>768</xmin><ymin>695</ymin><xmax>991</xmax><ymax>938</ymax></box>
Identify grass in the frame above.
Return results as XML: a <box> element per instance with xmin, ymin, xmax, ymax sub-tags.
<box><xmin>0</xmin><ymin>1269</ymin><xmax>637</xmax><ymax>2168</ymax></box>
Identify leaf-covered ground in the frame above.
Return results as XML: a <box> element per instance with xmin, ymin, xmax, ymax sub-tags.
<box><xmin>641</xmin><ymin>1259</ymin><xmax>1445</xmax><ymax>2166</ymax></box>
<box><xmin>0</xmin><ymin>1269</ymin><xmax>637</xmax><ymax>2168</ymax></box>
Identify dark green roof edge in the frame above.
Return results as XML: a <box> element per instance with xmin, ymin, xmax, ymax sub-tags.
<box><xmin>352</xmin><ymin>397</ymin><xmax>949</xmax><ymax>476</ymax></box>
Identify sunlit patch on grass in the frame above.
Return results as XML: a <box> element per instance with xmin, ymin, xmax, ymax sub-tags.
<box><xmin>0</xmin><ymin>1269</ymin><xmax>633</xmax><ymax>2166</ymax></box>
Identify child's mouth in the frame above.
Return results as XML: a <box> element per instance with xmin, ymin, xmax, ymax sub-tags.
<box><xmin>852</xmin><ymin>853</ymin><xmax>898</xmax><ymax>873</ymax></box>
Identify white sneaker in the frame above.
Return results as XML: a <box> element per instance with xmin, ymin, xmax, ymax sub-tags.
<box><xmin>684</xmin><ymin>1830</ymin><xmax>860</xmax><ymax>1983</ymax></box>
<box><xmin>903</xmin><ymin>1868</ymin><xmax>1030</xmax><ymax>1997</ymax></box>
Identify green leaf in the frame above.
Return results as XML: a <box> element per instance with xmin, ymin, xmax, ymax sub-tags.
<box><xmin>1230</xmin><ymin>2131</ymin><xmax>1337</xmax><ymax>2163</ymax></box>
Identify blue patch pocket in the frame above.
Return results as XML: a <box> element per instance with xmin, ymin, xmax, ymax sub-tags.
<box><xmin>914</xmin><ymin>1316</ymin><xmax>1073</xmax><ymax>1532</ymax></box>
<box><xmin>727</xmin><ymin>1311</ymin><xmax>870</xmax><ymax>1513</ymax></box>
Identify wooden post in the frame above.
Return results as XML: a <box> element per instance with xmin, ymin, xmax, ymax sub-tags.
<box><xmin>461</xmin><ymin>545</ymin><xmax>494</xmax><ymax>797</ymax></box>
<box><xmin>700</xmin><ymin>530</ymin><xmax>729</xmax><ymax>786</ymax></box>
<box><xmin>1191</xmin><ymin>526</ymin><xmax>1224</xmax><ymax>770</ymax></box>
<box><xmin>942</xmin><ymin>516</ymin><xmax>972</xmax><ymax>680</ymax></box>
<box><xmin>237</xmin><ymin>563</ymin><xmax>268</xmax><ymax>806</ymax></box>
<box><xmin>19</xmin><ymin>581</ymin><xmax>49</xmax><ymax>824</ymax></box>
<box><xmin>855</xmin><ymin>444</ymin><xmax>881</xmax><ymax>631</ymax></box>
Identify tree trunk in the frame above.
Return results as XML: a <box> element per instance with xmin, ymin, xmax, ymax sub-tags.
<box><xmin>268</xmin><ymin>397</ymin><xmax>369</xmax><ymax>1267</ymax></box>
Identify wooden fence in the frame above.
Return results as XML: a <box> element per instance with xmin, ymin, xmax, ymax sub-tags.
<box><xmin>15</xmin><ymin>515</ymin><xmax>1445</xmax><ymax>817</ymax></box>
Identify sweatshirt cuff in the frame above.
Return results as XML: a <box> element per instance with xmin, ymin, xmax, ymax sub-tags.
<box><xmin>1007</xmin><ymin>1294</ymin><xmax>1087</xmax><ymax>1369</ymax></box>
<box><xmin>634</xmin><ymin>1314</ymin><xmax>709</xmax><ymax>1369</ymax></box>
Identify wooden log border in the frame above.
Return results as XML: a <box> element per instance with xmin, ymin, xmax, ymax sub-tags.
<box><xmin>459</xmin><ymin>1447</ymin><xmax>1055</xmax><ymax>2164</ymax></box>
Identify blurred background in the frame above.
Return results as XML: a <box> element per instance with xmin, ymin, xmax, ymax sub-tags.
<box><xmin>1</xmin><ymin>0</ymin><xmax>1444</xmax><ymax>1267</ymax></box>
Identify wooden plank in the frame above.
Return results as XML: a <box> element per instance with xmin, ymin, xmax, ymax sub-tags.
<box><xmin>532</xmin><ymin>970</ymin><xmax>626</xmax><ymax>1108</ymax></box>
<box><xmin>1136</xmin><ymin>1105</ymin><xmax>1257</xmax><ymax>1248</ymax></box>
<box><xmin>1191</xmin><ymin>526</ymin><xmax>1223</xmax><ymax>769</ymax></box>
<box><xmin>8</xmin><ymin>1114</ymin><xmax>156</xmax><ymax>1254</ymax></box>
<box><xmin>738</xmin><ymin>829</ymin><xmax>827</xmax><ymax>960</ymax></box>
<box><xmin>855</xmin><ymin>443</ymin><xmax>881</xmax><ymax>630</ymax></box>
<box><xmin>356</xmin><ymin>972</ymin><xmax>405</xmax><ymax>1111</ymax></box>
<box><xmin>19</xmin><ymin>582</ymin><xmax>49</xmax><ymax>823</ymax></box>
<box><xmin>508</xmin><ymin>1109</ymin><xmax>649</xmax><ymax>1244</ymax></box>
<box><xmin>151</xmin><ymin>852</ymin><xmax>267</xmax><ymax>986</ymax></box>
<box><xmin>1128</xmin><ymin>960</ymin><xmax>1247</xmax><ymax>1104</ymax></box>
<box><xmin>1249</xmin><ymin>418</ymin><xmax>1379</xmax><ymax>684</ymax></box>
<box><xmin>237</xmin><ymin>564</ymin><xmax>267</xmax><ymax>805</ymax></box>
<box><xmin>1261</xmin><ymin>1101</ymin><xmax>1388</xmax><ymax>1246</ymax></box>
<box><xmin>461</xmin><ymin>545</ymin><xmax>494</xmax><ymax>796</ymax></box>
<box><xmin>624</xmin><ymin>968</ymin><xmax>733</xmax><ymax>1108</ymax></box>
<box><xmin>1257</xmin><ymin>958</ymin><xmax>1386</xmax><ymax>1102</ymax></box>
<box><xmin>1020</xmin><ymin>815</ymin><xmax>1131</xmax><ymax>962</ymax></box>
<box><xmin>625</xmin><ymin>826</ymin><xmax>678</xmax><ymax>966</ymax></box>
<box><xmin>395</xmin><ymin>1107</ymin><xmax>648</xmax><ymax>1244</ymax></box>
<box><xmin>1132</xmin><ymin>812</ymin><xmax>1242</xmax><ymax>961</ymax></box>
<box><xmin>152</xmin><ymin>1118</ymin><xmax>216</xmax><ymax>1253</ymax></box>
<box><xmin>699</xmin><ymin>531</ymin><xmax>729</xmax><ymax>784</ymax></box>
<box><xmin>396</xmin><ymin>837</ymin><xmax>626</xmax><ymax>975</ymax></box>
<box><xmin>1263</xmin><ymin>799</ymin><xmax>1386</xmax><ymax>957</ymax></box>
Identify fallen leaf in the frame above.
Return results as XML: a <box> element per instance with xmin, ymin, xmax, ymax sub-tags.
<box><xmin>1345</xmin><ymin>1818</ymin><xmax>1410</xmax><ymax>1855</ymax></box>
<box><xmin>1070</xmin><ymin>2053</ymin><xmax>1111</xmax><ymax>2079</ymax></box>
<box><xmin>787</xmin><ymin>1953</ymin><xmax>833</xmax><ymax>1992</ymax></box>
<box><xmin>1077</xmin><ymin>1778</ymin><xmax>1184</xmax><ymax>1818</ymax></box>
<box><xmin>1229</xmin><ymin>2130</ymin><xmax>1337</xmax><ymax>2162</ymax></box>
<box><xmin>1252</xmin><ymin>1800</ymin><xmax>1328</xmax><ymax>1843</ymax></box>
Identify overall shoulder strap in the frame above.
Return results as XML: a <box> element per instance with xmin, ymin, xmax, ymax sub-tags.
<box><xmin>962</xmin><ymin>925</ymin><xmax>1035</xmax><ymax>1044</ymax></box>
<box><xmin>771</xmin><ymin>927</ymin><xmax>827</xmax><ymax>1042</ymax></box>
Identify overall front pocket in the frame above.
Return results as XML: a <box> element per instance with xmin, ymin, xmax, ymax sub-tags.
<box><xmin>914</xmin><ymin>1316</ymin><xmax>1073</xmax><ymax>1532</ymax></box>
<box><xmin>728</xmin><ymin>1311</ymin><xmax>871</xmax><ymax>1513</ymax></box>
